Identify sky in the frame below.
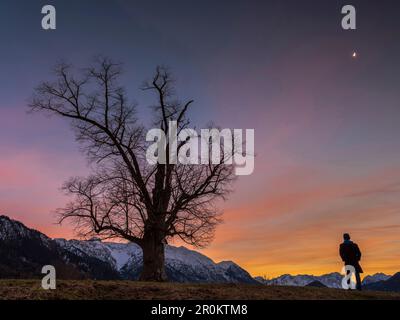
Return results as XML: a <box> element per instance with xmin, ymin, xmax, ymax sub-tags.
<box><xmin>1</xmin><ymin>0</ymin><xmax>400</xmax><ymax>277</ymax></box>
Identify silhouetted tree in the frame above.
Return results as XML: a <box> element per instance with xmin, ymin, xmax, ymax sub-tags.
<box><xmin>29</xmin><ymin>58</ymin><xmax>235</xmax><ymax>281</ymax></box>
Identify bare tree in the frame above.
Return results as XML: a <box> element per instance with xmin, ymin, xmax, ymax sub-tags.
<box><xmin>29</xmin><ymin>58</ymin><xmax>235</xmax><ymax>281</ymax></box>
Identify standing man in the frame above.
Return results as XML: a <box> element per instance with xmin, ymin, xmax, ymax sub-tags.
<box><xmin>339</xmin><ymin>233</ymin><xmax>363</xmax><ymax>290</ymax></box>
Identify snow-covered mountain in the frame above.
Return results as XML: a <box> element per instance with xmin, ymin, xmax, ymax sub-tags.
<box><xmin>255</xmin><ymin>273</ymin><xmax>343</xmax><ymax>288</ymax></box>
<box><xmin>0</xmin><ymin>215</ymin><xmax>123</xmax><ymax>279</ymax></box>
<box><xmin>0</xmin><ymin>215</ymin><xmax>256</xmax><ymax>283</ymax></box>
<box><xmin>55</xmin><ymin>237</ymin><xmax>257</xmax><ymax>283</ymax></box>
<box><xmin>1</xmin><ymin>215</ymin><xmax>393</xmax><ymax>288</ymax></box>
<box><xmin>364</xmin><ymin>272</ymin><xmax>400</xmax><ymax>292</ymax></box>
<box><xmin>254</xmin><ymin>272</ymin><xmax>392</xmax><ymax>288</ymax></box>
<box><xmin>361</xmin><ymin>273</ymin><xmax>391</xmax><ymax>285</ymax></box>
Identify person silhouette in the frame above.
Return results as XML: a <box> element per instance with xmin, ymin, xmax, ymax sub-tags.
<box><xmin>339</xmin><ymin>233</ymin><xmax>363</xmax><ymax>290</ymax></box>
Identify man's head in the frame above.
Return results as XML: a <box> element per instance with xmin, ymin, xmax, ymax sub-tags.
<box><xmin>343</xmin><ymin>233</ymin><xmax>351</xmax><ymax>241</ymax></box>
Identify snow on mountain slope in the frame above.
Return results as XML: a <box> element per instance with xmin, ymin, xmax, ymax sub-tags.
<box><xmin>362</xmin><ymin>273</ymin><xmax>391</xmax><ymax>285</ymax></box>
<box><xmin>255</xmin><ymin>272</ymin><xmax>392</xmax><ymax>288</ymax></box>
<box><xmin>55</xmin><ymin>238</ymin><xmax>257</xmax><ymax>283</ymax></box>
<box><xmin>166</xmin><ymin>245</ymin><xmax>215</xmax><ymax>267</ymax></box>
<box><xmin>107</xmin><ymin>242</ymin><xmax>141</xmax><ymax>270</ymax></box>
<box><xmin>0</xmin><ymin>215</ymin><xmax>120</xmax><ymax>279</ymax></box>
<box><xmin>255</xmin><ymin>273</ymin><xmax>343</xmax><ymax>288</ymax></box>
<box><xmin>0</xmin><ymin>215</ymin><xmax>255</xmax><ymax>283</ymax></box>
<box><xmin>164</xmin><ymin>248</ymin><xmax>256</xmax><ymax>283</ymax></box>
<box><xmin>0</xmin><ymin>215</ymin><xmax>51</xmax><ymax>245</ymax></box>
<box><xmin>55</xmin><ymin>238</ymin><xmax>141</xmax><ymax>271</ymax></box>
<box><xmin>364</xmin><ymin>272</ymin><xmax>400</xmax><ymax>292</ymax></box>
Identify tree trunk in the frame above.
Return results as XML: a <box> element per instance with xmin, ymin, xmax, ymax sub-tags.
<box><xmin>139</xmin><ymin>231</ymin><xmax>167</xmax><ymax>282</ymax></box>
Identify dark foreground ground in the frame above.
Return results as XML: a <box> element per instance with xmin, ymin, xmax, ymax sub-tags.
<box><xmin>1</xmin><ymin>280</ymin><xmax>400</xmax><ymax>300</ymax></box>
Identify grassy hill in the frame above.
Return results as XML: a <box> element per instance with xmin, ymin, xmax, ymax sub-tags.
<box><xmin>1</xmin><ymin>280</ymin><xmax>400</xmax><ymax>300</ymax></box>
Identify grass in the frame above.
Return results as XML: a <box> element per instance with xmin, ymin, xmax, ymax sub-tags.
<box><xmin>0</xmin><ymin>279</ymin><xmax>399</xmax><ymax>300</ymax></box>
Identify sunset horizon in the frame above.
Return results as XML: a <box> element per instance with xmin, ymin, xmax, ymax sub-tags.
<box><xmin>1</xmin><ymin>2</ymin><xmax>400</xmax><ymax>307</ymax></box>
<box><xmin>1</xmin><ymin>210</ymin><xmax>398</xmax><ymax>278</ymax></box>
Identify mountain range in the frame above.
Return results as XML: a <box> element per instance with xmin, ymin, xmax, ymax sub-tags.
<box><xmin>1</xmin><ymin>215</ymin><xmax>398</xmax><ymax>291</ymax></box>
<box><xmin>0</xmin><ymin>215</ymin><xmax>256</xmax><ymax>283</ymax></box>
<box><xmin>254</xmin><ymin>272</ymin><xmax>395</xmax><ymax>290</ymax></box>
<box><xmin>362</xmin><ymin>273</ymin><xmax>400</xmax><ymax>292</ymax></box>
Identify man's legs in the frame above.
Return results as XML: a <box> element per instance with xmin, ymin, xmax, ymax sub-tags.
<box><xmin>355</xmin><ymin>271</ymin><xmax>362</xmax><ymax>291</ymax></box>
